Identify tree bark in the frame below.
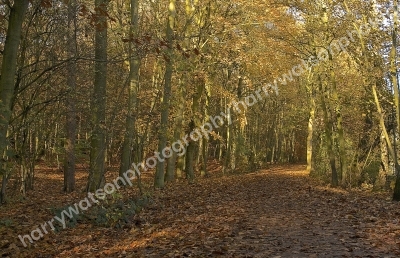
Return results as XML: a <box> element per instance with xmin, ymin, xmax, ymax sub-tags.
<box><xmin>390</xmin><ymin>0</ymin><xmax>400</xmax><ymax>201</ymax></box>
<box><xmin>375</xmin><ymin>130</ymin><xmax>389</xmax><ymax>190</ymax></box>
<box><xmin>319</xmin><ymin>76</ymin><xmax>338</xmax><ymax>187</ymax></box>
<box><xmin>87</xmin><ymin>0</ymin><xmax>108</xmax><ymax>192</ymax></box>
<box><xmin>64</xmin><ymin>0</ymin><xmax>78</xmax><ymax>193</ymax></box>
<box><xmin>328</xmin><ymin>52</ymin><xmax>346</xmax><ymax>185</ymax></box>
<box><xmin>0</xmin><ymin>1</ymin><xmax>29</xmax><ymax>204</ymax></box>
<box><xmin>165</xmin><ymin>77</ymin><xmax>185</xmax><ymax>182</ymax></box>
<box><xmin>372</xmin><ymin>84</ymin><xmax>400</xmax><ymax>192</ymax></box>
<box><xmin>306</xmin><ymin>83</ymin><xmax>315</xmax><ymax>175</ymax></box>
<box><xmin>185</xmin><ymin>120</ymin><xmax>196</xmax><ymax>183</ymax></box>
<box><xmin>154</xmin><ymin>0</ymin><xmax>176</xmax><ymax>188</ymax></box>
<box><xmin>119</xmin><ymin>0</ymin><xmax>140</xmax><ymax>178</ymax></box>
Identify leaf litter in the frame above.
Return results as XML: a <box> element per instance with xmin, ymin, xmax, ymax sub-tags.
<box><xmin>1</xmin><ymin>164</ymin><xmax>400</xmax><ymax>257</ymax></box>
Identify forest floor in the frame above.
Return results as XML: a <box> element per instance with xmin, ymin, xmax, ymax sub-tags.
<box><xmin>1</xmin><ymin>164</ymin><xmax>400</xmax><ymax>257</ymax></box>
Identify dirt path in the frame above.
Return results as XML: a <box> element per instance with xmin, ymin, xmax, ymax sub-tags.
<box><xmin>122</xmin><ymin>165</ymin><xmax>400</xmax><ymax>257</ymax></box>
<box><xmin>5</xmin><ymin>165</ymin><xmax>400</xmax><ymax>257</ymax></box>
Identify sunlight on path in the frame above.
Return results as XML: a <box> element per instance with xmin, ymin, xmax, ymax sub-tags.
<box><xmin>101</xmin><ymin>165</ymin><xmax>400</xmax><ymax>257</ymax></box>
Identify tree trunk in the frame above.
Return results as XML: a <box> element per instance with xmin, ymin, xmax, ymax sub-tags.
<box><xmin>372</xmin><ymin>84</ymin><xmax>400</xmax><ymax>197</ymax></box>
<box><xmin>329</xmin><ymin>52</ymin><xmax>347</xmax><ymax>185</ymax></box>
<box><xmin>185</xmin><ymin>121</ymin><xmax>196</xmax><ymax>183</ymax></box>
<box><xmin>223</xmin><ymin>98</ymin><xmax>231</xmax><ymax>174</ymax></box>
<box><xmin>185</xmin><ymin>142</ymin><xmax>195</xmax><ymax>183</ymax></box>
<box><xmin>201</xmin><ymin>82</ymin><xmax>210</xmax><ymax>177</ymax></box>
<box><xmin>319</xmin><ymin>76</ymin><xmax>338</xmax><ymax>187</ymax></box>
<box><xmin>120</xmin><ymin>0</ymin><xmax>140</xmax><ymax>178</ymax></box>
<box><xmin>64</xmin><ymin>0</ymin><xmax>77</xmax><ymax>193</ymax></box>
<box><xmin>390</xmin><ymin>0</ymin><xmax>400</xmax><ymax>201</ymax></box>
<box><xmin>306</xmin><ymin>73</ymin><xmax>315</xmax><ymax>175</ymax></box>
<box><xmin>87</xmin><ymin>0</ymin><xmax>108</xmax><ymax>192</ymax></box>
<box><xmin>375</xmin><ymin>130</ymin><xmax>389</xmax><ymax>190</ymax></box>
<box><xmin>0</xmin><ymin>1</ymin><xmax>29</xmax><ymax>204</ymax></box>
<box><xmin>165</xmin><ymin>77</ymin><xmax>185</xmax><ymax>182</ymax></box>
<box><xmin>154</xmin><ymin>0</ymin><xmax>176</xmax><ymax>189</ymax></box>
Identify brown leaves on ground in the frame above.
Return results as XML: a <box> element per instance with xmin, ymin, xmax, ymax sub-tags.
<box><xmin>1</xmin><ymin>164</ymin><xmax>400</xmax><ymax>257</ymax></box>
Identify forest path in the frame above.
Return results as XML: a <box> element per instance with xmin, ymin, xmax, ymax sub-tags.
<box><xmin>6</xmin><ymin>165</ymin><xmax>400</xmax><ymax>257</ymax></box>
<box><xmin>121</xmin><ymin>165</ymin><xmax>400</xmax><ymax>257</ymax></box>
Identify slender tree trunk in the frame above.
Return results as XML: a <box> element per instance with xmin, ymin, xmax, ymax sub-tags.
<box><xmin>390</xmin><ymin>0</ymin><xmax>400</xmax><ymax>201</ymax></box>
<box><xmin>329</xmin><ymin>53</ymin><xmax>346</xmax><ymax>185</ymax></box>
<box><xmin>165</xmin><ymin>78</ymin><xmax>185</xmax><ymax>182</ymax></box>
<box><xmin>120</xmin><ymin>0</ymin><xmax>140</xmax><ymax>178</ymax></box>
<box><xmin>318</xmin><ymin>2</ymin><xmax>339</xmax><ymax>187</ymax></box>
<box><xmin>0</xmin><ymin>1</ymin><xmax>29</xmax><ymax>204</ymax></box>
<box><xmin>218</xmin><ymin>98</ymin><xmax>224</xmax><ymax>162</ymax></box>
<box><xmin>87</xmin><ymin>0</ymin><xmax>108</xmax><ymax>192</ymax></box>
<box><xmin>175</xmin><ymin>78</ymin><xmax>186</xmax><ymax>179</ymax></box>
<box><xmin>319</xmin><ymin>76</ymin><xmax>338</xmax><ymax>187</ymax></box>
<box><xmin>307</xmin><ymin>75</ymin><xmax>315</xmax><ymax>175</ymax></box>
<box><xmin>223</xmin><ymin>98</ymin><xmax>231</xmax><ymax>174</ymax></box>
<box><xmin>185</xmin><ymin>142</ymin><xmax>195</xmax><ymax>182</ymax></box>
<box><xmin>64</xmin><ymin>0</ymin><xmax>77</xmax><ymax>193</ymax></box>
<box><xmin>373</xmin><ymin>83</ymin><xmax>400</xmax><ymax>174</ymax></box>
<box><xmin>201</xmin><ymin>83</ymin><xmax>210</xmax><ymax>176</ymax></box>
<box><xmin>185</xmin><ymin>120</ymin><xmax>196</xmax><ymax>183</ymax></box>
<box><xmin>27</xmin><ymin>128</ymin><xmax>36</xmax><ymax>191</ymax></box>
<box><xmin>154</xmin><ymin>0</ymin><xmax>176</xmax><ymax>188</ymax></box>
<box><xmin>176</xmin><ymin>154</ymin><xmax>185</xmax><ymax>178</ymax></box>
<box><xmin>375</xmin><ymin>130</ymin><xmax>389</xmax><ymax>190</ymax></box>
